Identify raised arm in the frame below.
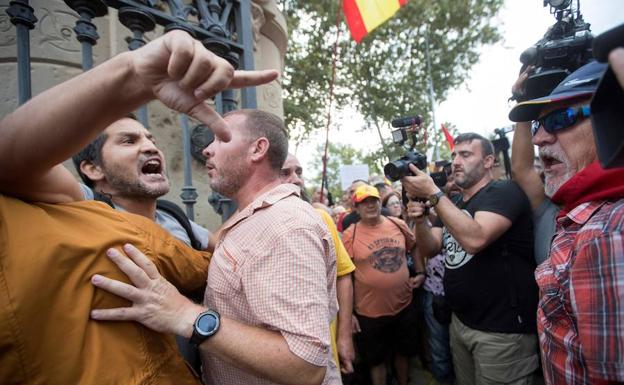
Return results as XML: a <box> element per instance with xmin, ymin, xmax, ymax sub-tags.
<box><xmin>0</xmin><ymin>30</ymin><xmax>278</xmax><ymax>203</ymax></box>
<box><xmin>510</xmin><ymin>66</ymin><xmax>545</xmax><ymax>210</ymax></box>
<box><xmin>511</xmin><ymin>122</ymin><xmax>546</xmax><ymax>210</ymax></box>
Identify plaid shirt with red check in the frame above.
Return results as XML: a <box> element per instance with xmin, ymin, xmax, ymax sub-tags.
<box><xmin>202</xmin><ymin>184</ymin><xmax>340</xmax><ymax>385</ymax></box>
<box><xmin>535</xmin><ymin>198</ymin><xmax>624</xmax><ymax>385</ymax></box>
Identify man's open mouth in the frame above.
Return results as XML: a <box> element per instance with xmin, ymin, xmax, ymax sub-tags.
<box><xmin>540</xmin><ymin>151</ymin><xmax>562</xmax><ymax>169</ymax></box>
<box><xmin>141</xmin><ymin>158</ymin><xmax>163</xmax><ymax>176</ymax></box>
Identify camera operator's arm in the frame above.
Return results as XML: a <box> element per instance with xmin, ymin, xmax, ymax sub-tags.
<box><xmin>511</xmin><ymin>121</ymin><xmax>545</xmax><ymax>210</ymax></box>
<box><xmin>406</xmin><ymin>200</ymin><xmax>443</xmax><ymax>259</ymax></box>
<box><xmin>402</xmin><ymin>165</ymin><xmax>511</xmax><ymax>255</ymax></box>
<box><xmin>510</xmin><ymin>67</ymin><xmax>545</xmax><ymax>210</ymax></box>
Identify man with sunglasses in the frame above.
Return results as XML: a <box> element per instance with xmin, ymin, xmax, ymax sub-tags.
<box><xmin>509</xmin><ymin>60</ymin><xmax>624</xmax><ymax>384</ymax></box>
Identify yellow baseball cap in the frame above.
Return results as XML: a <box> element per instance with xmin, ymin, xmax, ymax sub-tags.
<box><xmin>352</xmin><ymin>185</ymin><xmax>380</xmax><ymax>204</ymax></box>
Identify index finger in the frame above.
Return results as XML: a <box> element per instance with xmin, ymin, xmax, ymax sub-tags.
<box><xmin>188</xmin><ymin>101</ymin><xmax>231</xmax><ymax>142</ymax></box>
<box><xmin>408</xmin><ymin>163</ymin><xmax>424</xmax><ymax>175</ymax></box>
<box><xmin>229</xmin><ymin>69</ymin><xmax>279</xmax><ymax>89</ymax></box>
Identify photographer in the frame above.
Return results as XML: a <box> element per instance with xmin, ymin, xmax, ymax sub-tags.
<box><xmin>402</xmin><ymin>133</ymin><xmax>539</xmax><ymax>385</ymax></box>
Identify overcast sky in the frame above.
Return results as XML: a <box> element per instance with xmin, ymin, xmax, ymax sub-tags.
<box><xmin>292</xmin><ymin>0</ymin><xmax>622</xmax><ymax>183</ymax></box>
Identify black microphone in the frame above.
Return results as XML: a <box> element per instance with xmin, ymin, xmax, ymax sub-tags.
<box><xmin>593</xmin><ymin>22</ymin><xmax>624</xmax><ymax>63</ymax></box>
<box><xmin>391</xmin><ymin>115</ymin><xmax>422</xmax><ymax>128</ymax></box>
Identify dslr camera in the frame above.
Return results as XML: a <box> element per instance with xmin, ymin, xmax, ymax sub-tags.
<box><xmin>384</xmin><ymin>115</ymin><xmax>447</xmax><ymax>187</ymax></box>
<box><xmin>517</xmin><ymin>0</ymin><xmax>593</xmax><ymax>101</ymax></box>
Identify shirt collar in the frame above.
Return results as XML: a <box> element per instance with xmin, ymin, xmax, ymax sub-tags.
<box><xmin>560</xmin><ymin>200</ymin><xmax>608</xmax><ymax>226</ymax></box>
<box><xmin>220</xmin><ymin>183</ymin><xmax>301</xmax><ymax>234</ymax></box>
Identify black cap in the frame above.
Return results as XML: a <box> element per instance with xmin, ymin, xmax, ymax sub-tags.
<box><xmin>509</xmin><ymin>61</ymin><xmax>608</xmax><ymax>122</ymax></box>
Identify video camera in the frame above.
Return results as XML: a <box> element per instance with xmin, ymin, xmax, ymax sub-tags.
<box><xmin>517</xmin><ymin>0</ymin><xmax>594</xmax><ymax>101</ymax></box>
<box><xmin>591</xmin><ymin>22</ymin><xmax>624</xmax><ymax>168</ymax></box>
<box><xmin>383</xmin><ymin>115</ymin><xmax>447</xmax><ymax>204</ymax></box>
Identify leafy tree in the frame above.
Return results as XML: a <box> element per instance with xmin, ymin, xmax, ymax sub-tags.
<box><xmin>281</xmin><ymin>0</ymin><xmax>503</xmax><ymax>151</ymax></box>
<box><xmin>306</xmin><ymin>141</ymin><xmax>367</xmax><ymax>201</ymax></box>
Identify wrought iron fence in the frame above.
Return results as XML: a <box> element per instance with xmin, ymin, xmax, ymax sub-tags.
<box><xmin>5</xmin><ymin>0</ymin><xmax>255</xmax><ymax>221</ymax></box>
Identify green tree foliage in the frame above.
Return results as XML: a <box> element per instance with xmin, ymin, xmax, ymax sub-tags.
<box><xmin>307</xmin><ymin>141</ymin><xmax>368</xmax><ymax>201</ymax></box>
<box><xmin>281</xmin><ymin>0</ymin><xmax>504</xmax><ymax>158</ymax></box>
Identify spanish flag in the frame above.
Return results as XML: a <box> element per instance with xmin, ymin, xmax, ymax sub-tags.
<box><xmin>441</xmin><ymin>123</ymin><xmax>455</xmax><ymax>152</ymax></box>
<box><xmin>343</xmin><ymin>0</ymin><xmax>408</xmax><ymax>43</ymax></box>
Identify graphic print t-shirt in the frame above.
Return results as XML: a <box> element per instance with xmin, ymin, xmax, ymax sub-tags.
<box><xmin>343</xmin><ymin>217</ymin><xmax>415</xmax><ymax>317</ymax></box>
<box><xmin>438</xmin><ymin>180</ymin><xmax>538</xmax><ymax>333</ymax></box>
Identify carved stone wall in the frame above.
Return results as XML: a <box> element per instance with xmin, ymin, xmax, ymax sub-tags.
<box><xmin>0</xmin><ymin>0</ymin><xmax>288</xmax><ymax>232</ymax></box>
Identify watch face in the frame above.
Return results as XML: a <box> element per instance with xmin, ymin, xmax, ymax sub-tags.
<box><xmin>197</xmin><ymin>313</ymin><xmax>218</xmax><ymax>336</ymax></box>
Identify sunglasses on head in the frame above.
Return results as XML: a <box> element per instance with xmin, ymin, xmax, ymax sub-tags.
<box><xmin>531</xmin><ymin>105</ymin><xmax>591</xmax><ymax>136</ymax></box>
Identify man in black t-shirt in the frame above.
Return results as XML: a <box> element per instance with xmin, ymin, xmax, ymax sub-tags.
<box><xmin>401</xmin><ymin>133</ymin><xmax>539</xmax><ymax>385</ymax></box>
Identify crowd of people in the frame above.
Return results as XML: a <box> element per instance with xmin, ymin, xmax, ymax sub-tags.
<box><xmin>0</xmin><ymin>26</ymin><xmax>623</xmax><ymax>385</ymax></box>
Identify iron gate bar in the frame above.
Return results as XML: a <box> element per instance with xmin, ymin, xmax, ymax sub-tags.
<box><xmin>64</xmin><ymin>0</ymin><xmax>108</xmax><ymax>71</ymax></box>
<box><xmin>180</xmin><ymin>114</ymin><xmax>198</xmax><ymax>218</ymax></box>
<box><xmin>104</xmin><ymin>0</ymin><xmax>245</xmax><ymax>52</ymax></box>
<box><xmin>237</xmin><ymin>0</ymin><xmax>256</xmax><ymax>108</ymax></box>
<box><xmin>117</xmin><ymin>6</ymin><xmax>156</xmax><ymax>127</ymax></box>
<box><xmin>6</xmin><ymin>0</ymin><xmax>37</xmax><ymax>104</ymax></box>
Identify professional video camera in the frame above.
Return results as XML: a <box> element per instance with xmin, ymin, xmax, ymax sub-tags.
<box><xmin>591</xmin><ymin>22</ymin><xmax>624</xmax><ymax>168</ymax></box>
<box><xmin>516</xmin><ymin>0</ymin><xmax>594</xmax><ymax>101</ymax></box>
<box><xmin>383</xmin><ymin>115</ymin><xmax>447</xmax><ymax>202</ymax></box>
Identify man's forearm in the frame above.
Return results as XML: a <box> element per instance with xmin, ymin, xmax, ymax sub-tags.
<box><xmin>202</xmin><ymin>316</ymin><xmax>326</xmax><ymax>385</ymax></box>
<box><xmin>336</xmin><ymin>275</ymin><xmax>353</xmax><ymax>340</ymax></box>
<box><xmin>434</xmin><ymin>196</ymin><xmax>512</xmax><ymax>255</ymax></box>
<box><xmin>510</xmin><ymin>121</ymin><xmax>545</xmax><ymax>209</ymax></box>
<box><xmin>414</xmin><ymin>221</ymin><xmax>441</xmax><ymax>258</ymax></box>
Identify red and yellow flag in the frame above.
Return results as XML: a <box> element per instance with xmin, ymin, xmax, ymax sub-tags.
<box><xmin>441</xmin><ymin>124</ymin><xmax>455</xmax><ymax>152</ymax></box>
<box><xmin>343</xmin><ymin>0</ymin><xmax>408</xmax><ymax>43</ymax></box>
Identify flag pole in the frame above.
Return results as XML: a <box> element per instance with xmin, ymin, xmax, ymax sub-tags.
<box><xmin>319</xmin><ymin>4</ymin><xmax>343</xmax><ymax>204</ymax></box>
<box><xmin>424</xmin><ymin>26</ymin><xmax>439</xmax><ymax>159</ymax></box>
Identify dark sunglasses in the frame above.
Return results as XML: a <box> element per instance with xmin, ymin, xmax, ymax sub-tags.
<box><xmin>531</xmin><ymin>105</ymin><xmax>591</xmax><ymax>136</ymax></box>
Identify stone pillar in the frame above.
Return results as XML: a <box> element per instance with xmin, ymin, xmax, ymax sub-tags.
<box><xmin>0</xmin><ymin>0</ymin><xmax>288</xmax><ymax>231</ymax></box>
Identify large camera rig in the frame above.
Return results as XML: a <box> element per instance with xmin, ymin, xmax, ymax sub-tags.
<box><xmin>517</xmin><ymin>0</ymin><xmax>593</xmax><ymax>101</ymax></box>
<box><xmin>383</xmin><ymin>115</ymin><xmax>447</xmax><ymax>204</ymax></box>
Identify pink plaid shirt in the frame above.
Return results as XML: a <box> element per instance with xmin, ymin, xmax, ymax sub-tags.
<box><xmin>203</xmin><ymin>184</ymin><xmax>340</xmax><ymax>385</ymax></box>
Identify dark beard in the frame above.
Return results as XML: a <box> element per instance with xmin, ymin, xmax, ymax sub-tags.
<box><xmin>104</xmin><ymin>173</ymin><xmax>169</xmax><ymax>200</ymax></box>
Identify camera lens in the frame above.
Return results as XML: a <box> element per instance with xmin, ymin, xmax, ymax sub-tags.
<box><xmin>384</xmin><ymin>161</ymin><xmax>404</xmax><ymax>182</ymax></box>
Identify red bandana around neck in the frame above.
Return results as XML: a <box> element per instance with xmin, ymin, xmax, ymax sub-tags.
<box><xmin>551</xmin><ymin>160</ymin><xmax>624</xmax><ymax>217</ymax></box>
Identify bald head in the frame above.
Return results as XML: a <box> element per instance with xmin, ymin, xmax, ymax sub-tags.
<box><xmin>280</xmin><ymin>153</ymin><xmax>304</xmax><ymax>188</ymax></box>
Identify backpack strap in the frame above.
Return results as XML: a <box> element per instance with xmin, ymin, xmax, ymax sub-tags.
<box><xmin>92</xmin><ymin>190</ymin><xmax>115</xmax><ymax>208</ymax></box>
<box><xmin>156</xmin><ymin>199</ymin><xmax>203</xmax><ymax>251</ymax></box>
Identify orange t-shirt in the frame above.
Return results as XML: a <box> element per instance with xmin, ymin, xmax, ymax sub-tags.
<box><xmin>342</xmin><ymin>217</ymin><xmax>415</xmax><ymax>317</ymax></box>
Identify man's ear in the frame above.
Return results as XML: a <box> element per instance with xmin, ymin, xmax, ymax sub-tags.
<box><xmin>483</xmin><ymin>154</ymin><xmax>496</xmax><ymax>170</ymax></box>
<box><xmin>249</xmin><ymin>137</ymin><xmax>270</xmax><ymax>163</ymax></box>
<box><xmin>80</xmin><ymin>160</ymin><xmax>106</xmax><ymax>184</ymax></box>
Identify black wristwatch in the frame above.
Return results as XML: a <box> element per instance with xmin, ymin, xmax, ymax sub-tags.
<box><xmin>189</xmin><ymin>309</ymin><xmax>221</xmax><ymax>346</ymax></box>
<box><xmin>428</xmin><ymin>190</ymin><xmax>445</xmax><ymax>207</ymax></box>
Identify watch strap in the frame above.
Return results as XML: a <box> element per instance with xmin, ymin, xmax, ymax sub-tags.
<box><xmin>429</xmin><ymin>190</ymin><xmax>445</xmax><ymax>207</ymax></box>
